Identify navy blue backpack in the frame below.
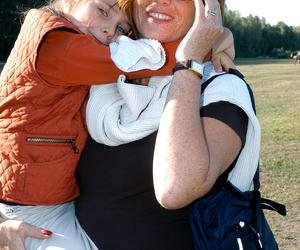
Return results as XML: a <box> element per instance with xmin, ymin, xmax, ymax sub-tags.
<box><xmin>191</xmin><ymin>69</ymin><xmax>286</xmax><ymax>250</ymax></box>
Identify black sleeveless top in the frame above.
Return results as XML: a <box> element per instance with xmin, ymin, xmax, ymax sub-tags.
<box><xmin>75</xmin><ymin>101</ymin><xmax>248</xmax><ymax>250</ymax></box>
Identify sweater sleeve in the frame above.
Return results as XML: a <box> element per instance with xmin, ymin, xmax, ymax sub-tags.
<box><xmin>36</xmin><ymin>30</ymin><xmax>178</xmax><ymax>86</ymax></box>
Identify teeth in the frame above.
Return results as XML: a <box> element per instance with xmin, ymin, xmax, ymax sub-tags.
<box><xmin>148</xmin><ymin>12</ymin><xmax>172</xmax><ymax>20</ymax></box>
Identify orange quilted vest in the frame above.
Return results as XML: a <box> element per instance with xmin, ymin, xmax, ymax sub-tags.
<box><xmin>0</xmin><ymin>9</ymin><xmax>90</xmax><ymax>205</ymax></box>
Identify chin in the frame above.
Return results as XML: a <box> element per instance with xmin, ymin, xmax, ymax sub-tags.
<box><xmin>142</xmin><ymin>31</ymin><xmax>170</xmax><ymax>43</ymax></box>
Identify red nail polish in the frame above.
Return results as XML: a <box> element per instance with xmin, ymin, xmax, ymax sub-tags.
<box><xmin>41</xmin><ymin>229</ymin><xmax>53</xmax><ymax>236</ymax></box>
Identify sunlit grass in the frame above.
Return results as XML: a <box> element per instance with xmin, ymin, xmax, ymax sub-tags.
<box><xmin>236</xmin><ymin>58</ymin><xmax>300</xmax><ymax>249</ymax></box>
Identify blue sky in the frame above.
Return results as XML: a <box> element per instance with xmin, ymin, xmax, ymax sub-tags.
<box><xmin>226</xmin><ymin>0</ymin><xmax>300</xmax><ymax>27</ymax></box>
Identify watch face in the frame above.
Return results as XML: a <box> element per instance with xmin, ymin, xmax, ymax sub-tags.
<box><xmin>190</xmin><ymin>60</ymin><xmax>204</xmax><ymax>75</ymax></box>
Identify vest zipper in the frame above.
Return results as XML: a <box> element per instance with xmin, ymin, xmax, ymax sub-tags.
<box><xmin>26</xmin><ymin>137</ymin><xmax>79</xmax><ymax>154</ymax></box>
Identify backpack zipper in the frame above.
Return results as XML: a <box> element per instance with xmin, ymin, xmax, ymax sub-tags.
<box><xmin>26</xmin><ymin>137</ymin><xmax>79</xmax><ymax>154</ymax></box>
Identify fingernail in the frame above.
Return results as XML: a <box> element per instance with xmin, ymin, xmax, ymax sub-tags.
<box><xmin>41</xmin><ymin>229</ymin><xmax>53</xmax><ymax>236</ymax></box>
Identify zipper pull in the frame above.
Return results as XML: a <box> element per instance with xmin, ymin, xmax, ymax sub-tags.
<box><xmin>249</xmin><ymin>225</ymin><xmax>263</xmax><ymax>249</ymax></box>
<box><xmin>70</xmin><ymin>140</ymin><xmax>79</xmax><ymax>154</ymax></box>
<box><xmin>257</xmin><ymin>233</ymin><xmax>263</xmax><ymax>249</ymax></box>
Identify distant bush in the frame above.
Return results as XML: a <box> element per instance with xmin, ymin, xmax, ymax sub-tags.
<box><xmin>271</xmin><ymin>48</ymin><xmax>293</xmax><ymax>59</ymax></box>
<box><xmin>1</xmin><ymin>2</ymin><xmax>300</xmax><ymax>61</ymax></box>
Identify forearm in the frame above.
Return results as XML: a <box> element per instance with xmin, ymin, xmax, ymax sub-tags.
<box><xmin>37</xmin><ymin>30</ymin><xmax>177</xmax><ymax>86</ymax></box>
<box><xmin>212</xmin><ymin>27</ymin><xmax>235</xmax><ymax>59</ymax></box>
<box><xmin>153</xmin><ymin>0</ymin><xmax>242</xmax><ymax>210</ymax></box>
<box><xmin>153</xmin><ymin>71</ymin><xmax>213</xmax><ymax>209</ymax></box>
<box><xmin>38</xmin><ymin>30</ymin><xmax>215</xmax><ymax>86</ymax></box>
<box><xmin>207</xmin><ymin>28</ymin><xmax>236</xmax><ymax>72</ymax></box>
<box><xmin>153</xmin><ymin>0</ymin><xmax>223</xmax><ymax>208</ymax></box>
<box><xmin>0</xmin><ymin>215</ymin><xmax>5</xmax><ymax>224</ymax></box>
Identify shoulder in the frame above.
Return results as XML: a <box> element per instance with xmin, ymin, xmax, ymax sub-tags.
<box><xmin>201</xmin><ymin>72</ymin><xmax>254</xmax><ymax>113</ymax></box>
<box><xmin>24</xmin><ymin>9</ymin><xmax>53</xmax><ymax>24</ymax></box>
<box><xmin>24</xmin><ymin>9</ymin><xmax>80</xmax><ymax>33</ymax></box>
<box><xmin>209</xmin><ymin>73</ymin><xmax>246</xmax><ymax>90</ymax></box>
<box><xmin>204</xmin><ymin>73</ymin><xmax>250</xmax><ymax>99</ymax></box>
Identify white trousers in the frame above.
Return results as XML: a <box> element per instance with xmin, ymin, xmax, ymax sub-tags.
<box><xmin>0</xmin><ymin>201</ymin><xmax>99</xmax><ymax>250</ymax></box>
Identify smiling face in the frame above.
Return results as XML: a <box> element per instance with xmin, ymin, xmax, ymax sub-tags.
<box><xmin>133</xmin><ymin>0</ymin><xmax>195</xmax><ymax>42</ymax></box>
<box><xmin>66</xmin><ymin>0</ymin><xmax>131</xmax><ymax>45</ymax></box>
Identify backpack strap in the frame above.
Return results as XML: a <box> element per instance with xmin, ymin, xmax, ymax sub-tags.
<box><xmin>227</xmin><ymin>69</ymin><xmax>286</xmax><ymax>216</ymax></box>
<box><xmin>200</xmin><ymin>73</ymin><xmax>226</xmax><ymax>93</ymax></box>
<box><xmin>205</xmin><ymin>69</ymin><xmax>286</xmax><ymax>217</ymax></box>
<box><xmin>261</xmin><ymin>197</ymin><xmax>287</xmax><ymax>215</ymax></box>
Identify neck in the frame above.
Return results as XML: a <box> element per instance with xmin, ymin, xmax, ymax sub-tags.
<box><xmin>128</xmin><ymin>77</ymin><xmax>151</xmax><ymax>86</ymax></box>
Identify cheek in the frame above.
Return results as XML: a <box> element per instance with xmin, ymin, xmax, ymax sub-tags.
<box><xmin>89</xmin><ymin>11</ymin><xmax>107</xmax><ymax>30</ymax></box>
<box><xmin>137</xmin><ymin>20</ymin><xmax>152</xmax><ymax>38</ymax></box>
<box><xmin>177</xmin><ymin>3</ymin><xmax>195</xmax><ymax>31</ymax></box>
<box><xmin>181</xmin><ymin>8</ymin><xmax>194</xmax><ymax>31</ymax></box>
<box><xmin>133</xmin><ymin>0</ymin><xmax>153</xmax><ymax>36</ymax></box>
<box><xmin>180</xmin><ymin>19</ymin><xmax>193</xmax><ymax>36</ymax></box>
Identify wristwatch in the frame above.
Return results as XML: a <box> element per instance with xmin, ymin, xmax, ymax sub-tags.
<box><xmin>173</xmin><ymin>59</ymin><xmax>204</xmax><ymax>79</ymax></box>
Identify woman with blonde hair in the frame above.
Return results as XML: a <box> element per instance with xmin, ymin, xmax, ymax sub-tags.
<box><xmin>74</xmin><ymin>0</ymin><xmax>256</xmax><ymax>249</ymax></box>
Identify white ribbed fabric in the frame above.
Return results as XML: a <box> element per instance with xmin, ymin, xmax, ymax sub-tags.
<box><xmin>109</xmin><ymin>35</ymin><xmax>165</xmax><ymax>72</ymax></box>
<box><xmin>87</xmin><ymin>62</ymin><xmax>260</xmax><ymax>191</ymax></box>
<box><xmin>201</xmin><ymin>73</ymin><xmax>261</xmax><ymax>191</ymax></box>
<box><xmin>0</xmin><ymin>202</ymin><xmax>98</xmax><ymax>250</ymax></box>
<box><xmin>87</xmin><ymin>75</ymin><xmax>172</xmax><ymax>146</ymax></box>
<box><xmin>87</xmin><ymin>62</ymin><xmax>214</xmax><ymax>146</ymax></box>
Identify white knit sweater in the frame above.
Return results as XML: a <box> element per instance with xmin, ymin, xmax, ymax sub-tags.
<box><xmin>87</xmin><ymin>73</ymin><xmax>260</xmax><ymax>192</ymax></box>
<box><xmin>201</xmin><ymin>73</ymin><xmax>261</xmax><ymax>191</ymax></box>
<box><xmin>87</xmin><ymin>37</ymin><xmax>260</xmax><ymax>192</ymax></box>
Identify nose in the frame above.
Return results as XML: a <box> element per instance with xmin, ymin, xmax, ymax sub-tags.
<box><xmin>102</xmin><ymin>28</ymin><xmax>115</xmax><ymax>43</ymax></box>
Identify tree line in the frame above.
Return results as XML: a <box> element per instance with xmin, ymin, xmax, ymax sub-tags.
<box><xmin>1</xmin><ymin>1</ymin><xmax>300</xmax><ymax>61</ymax></box>
<box><xmin>224</xmin><ymin>9</ymin><xmax>300</xmax><ymax>58</ymax></box>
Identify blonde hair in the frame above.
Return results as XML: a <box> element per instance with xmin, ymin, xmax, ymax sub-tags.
<box><xmin>37</xmin><ymin>0</ymin><xmax>65</xmax><ymax>17</ymax></box>
<box><xmin>37</xmin><ymin>0</ymin><xmax>137</xmax><ymax>37</ymax></box>
<box><xmin>21</xmin><ymin>0</ymin><xmax>71</xmax><ymax>20</ymax></box>
<box><xmin>116</xmin><ymin>0</ymin><xmax>137</xmax><ymax>37</ymax></box>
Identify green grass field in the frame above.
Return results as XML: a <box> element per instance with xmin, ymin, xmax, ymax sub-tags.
<box><xmin>236</xmin><ymin>58</ymin><xmax>300</xmax><ymax>250</ymax></box>
<box><xmin>0</xmin><ymin>59</ymin><xmax>299</xmax><ymax>248</ymax></box>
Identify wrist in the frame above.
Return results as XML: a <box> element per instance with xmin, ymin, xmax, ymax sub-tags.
<box><xmin>173</xmin><ymin>60</ymin><xmax>204</xmax><ymax>79</ymax></box>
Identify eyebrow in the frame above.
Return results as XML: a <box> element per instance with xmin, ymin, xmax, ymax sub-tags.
<box><xmin>106</xmin><ymin>1</ymin><xmax>118</xmax><ymax>9</ymax></box>
<box><xmin>97</xmin><ymin>0</ymin><xmax>119</xmax><ymax>14</ymax></box>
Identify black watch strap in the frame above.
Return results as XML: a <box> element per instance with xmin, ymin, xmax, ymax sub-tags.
<box><xmin>172</xmin><ymin>60</ymin><xmax>203</xmax><ymax>79</ymax></box>
<box><xmin>173</xmin><ymin>61</ymin><xmax>191</xmax><ymax>72</ymax></box>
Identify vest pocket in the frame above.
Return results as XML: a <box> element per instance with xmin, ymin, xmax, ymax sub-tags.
<box><xmin>26</xmin><ymin>137</ymin><xmax>79</xmax><ymax>153</ymax></box>
<box><xmin>19</xmin><ymin>134</ymin><xmax>80</xmax><ymax>164</ymax></box>
<box><xmin>21</xmin><ymin>146</ymin><xmax>79</xmax><ymax>204</ymax></box>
